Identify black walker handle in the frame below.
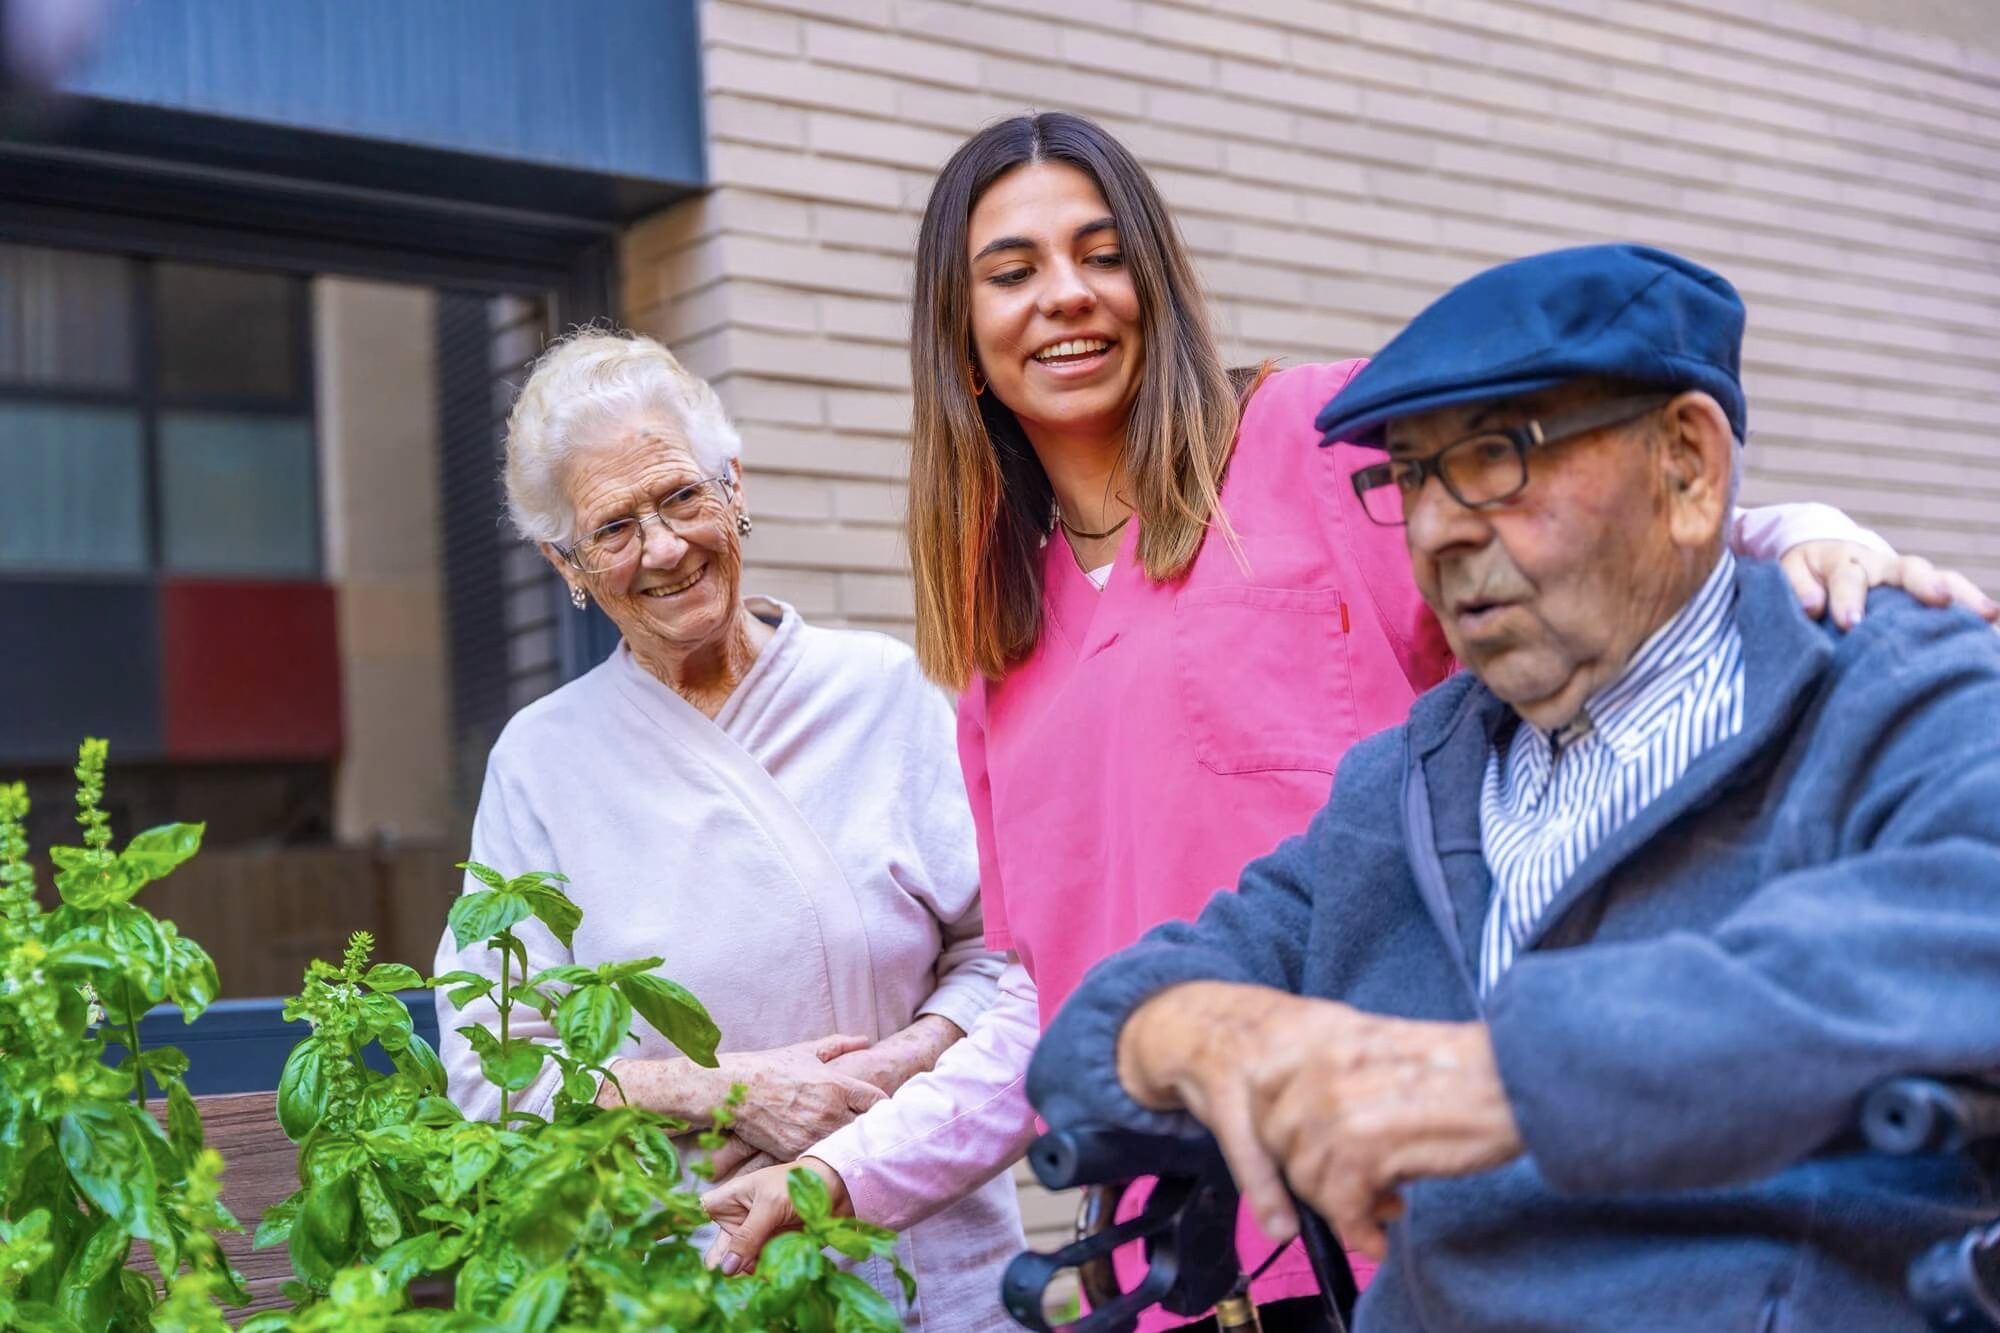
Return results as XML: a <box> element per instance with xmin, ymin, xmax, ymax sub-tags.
<box><xmin>1002</xmin><ymin>1128</ymin><xmax>1357</xmax><ymax>1333</ymax></box>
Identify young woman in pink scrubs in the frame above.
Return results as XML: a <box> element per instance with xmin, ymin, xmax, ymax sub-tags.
<box><xmin>703</xmin><ymin>113</ymin><xmax>1994</xmax><ymax>1330</ymax></box>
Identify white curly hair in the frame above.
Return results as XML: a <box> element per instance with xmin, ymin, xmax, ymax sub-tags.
<box><xmin>503</xmin><ymin>327</ymin><xmax>743</xmax><ymax>546</ymax></box>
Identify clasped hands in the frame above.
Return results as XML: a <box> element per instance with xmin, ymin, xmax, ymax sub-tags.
<box><xmin>1118</xmin><ymin>982</ymin><xmax>1525</xmax><ymax>1261</ymax></box>
<box><xmin>599</xmin><ymin>1018</ymin><xmax>962</xmax><ymax>1274</ymax></box>
<box><xmin>704</xmin><ymin>1033</ymin><xmax>896</xmax><ymax>1178</ymax></box>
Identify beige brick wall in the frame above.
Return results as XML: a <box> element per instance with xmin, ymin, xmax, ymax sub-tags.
<box><xmin>625</xmin><ymin>0</ymin><xmax>2000</xmax><ymax>640</ymax></box>
<box><xmin>622</xmin><ymin>0</ymin><xmax>1999</xmax><ymax>1253</ymax></box>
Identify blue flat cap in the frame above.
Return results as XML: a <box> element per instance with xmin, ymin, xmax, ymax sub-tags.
<box><xmin>1315</xmin><ymin>243</ymin><xmax>1746</xmax><ymax>448</ymax></box>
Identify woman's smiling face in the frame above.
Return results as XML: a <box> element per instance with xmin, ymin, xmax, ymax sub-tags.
<box><xmin>552</xmin><ymin>422</ymin><xmax>745</xmax><ymax>662</ymax></box>
<box><xmin>965</xmin><ymin>161</ymin><xmax>1145</xmax><ymax>448</ymax></box>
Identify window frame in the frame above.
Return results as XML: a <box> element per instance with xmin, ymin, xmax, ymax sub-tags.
<box><xmin>0</xmin><ymin>248</ymin><xmax>320</xmax><ymax>581</ymax></box>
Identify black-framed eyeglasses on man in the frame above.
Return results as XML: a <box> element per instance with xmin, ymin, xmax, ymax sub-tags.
<box><xmin>1351</xmin><ymin>393</ymin><xmax>1675</xmax><ymax>527</ymax></box>
<box><xmin>560</xmin><ymin>474</ymin><xmax>736</xmax><ymax>573</ymax></box>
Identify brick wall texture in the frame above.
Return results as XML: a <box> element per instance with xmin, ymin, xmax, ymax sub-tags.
<box><xmin>620</xmin><ymin>0</ymin><xmax>1998</xmax><ymax>1251</ymax></box>
<box><xmin>624</xmin><ymin>0</ymin><xmax>2000</xmax><ymax>641</ymax></box>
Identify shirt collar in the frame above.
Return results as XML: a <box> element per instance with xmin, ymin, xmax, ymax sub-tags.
<box><xmin>1526</xmin><ymin>549</ymin><xmax>1740</xmax><ymax>763</ymax></box>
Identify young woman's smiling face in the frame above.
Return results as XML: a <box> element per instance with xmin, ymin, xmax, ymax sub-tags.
<box><xmin>965</xmin><ymin>161</ymin><xmax>1145</xmax><ymax>449</ymax></box>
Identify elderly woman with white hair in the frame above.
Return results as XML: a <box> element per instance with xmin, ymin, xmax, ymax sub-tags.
<box><xmin>434</xmin><ymin>329</ymin><xmax>1023</xmax><ymax>1332</ymax></box>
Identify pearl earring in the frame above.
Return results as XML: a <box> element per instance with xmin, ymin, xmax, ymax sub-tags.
<box><xmin>570</xmin><ymin>583</ymin><xmax>587</xmax><ymax>611</ymax></box>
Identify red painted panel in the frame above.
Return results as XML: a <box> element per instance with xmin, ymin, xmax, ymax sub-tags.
<box><xmin>162</xmin><ymin>580</ymin><xmax>343</xmax><ymax>759</ymax></box>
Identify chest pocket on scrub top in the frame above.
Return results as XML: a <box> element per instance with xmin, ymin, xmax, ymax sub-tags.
<box><xmin>1172</xmin><ymin>584</ymin><xmax>1360</xmax><ymax>776</ymax></box>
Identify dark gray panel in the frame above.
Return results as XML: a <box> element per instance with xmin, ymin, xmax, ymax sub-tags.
<box><xmin>0</xmin><ymin>578</ymin><xmax>161</xmax><ymax>763</ymax></box>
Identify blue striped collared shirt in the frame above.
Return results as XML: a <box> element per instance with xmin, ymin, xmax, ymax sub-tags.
<box><xmin>1478</xmin><ymin>552</ymin><xmax>1745</xmax><ymax>994</ymax></box>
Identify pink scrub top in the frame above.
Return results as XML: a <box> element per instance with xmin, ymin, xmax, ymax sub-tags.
<box><xmin>959</xmin><ymin>361</ymin><xmax>1455</xmax><ymax>1318</ymax></box>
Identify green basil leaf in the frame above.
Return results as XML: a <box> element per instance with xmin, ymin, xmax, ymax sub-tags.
<box><xmin>498</xmin><ymin>1262</ymin><xmax>569</xmax><ymax>1333</ymax></box>
<box><xmin>276</xmin><ymin>1037</ymin><xmax>329</xmax><ymax>1141</ymax></box>
<box><xmin>446</xmin><ymin>1134</ymin><xmax>503</xmax><ymax>1205</ymax></box>
<box><xmin>353</xmin><ymin>1165</ymin><xmax>402</xmax><ymax>1250</ymax></box>
<box><xmin>427</xmin><ymin>1230</ymin><xmax>470</xmax><ymax>1270</ymax></box>
<box><xmin>787</xmin><ymin>1166</ymin><xmax>832</xmax><ymax>1227</ymax></box>
<box><xmin>483</xmin><ymin>1040</ymin><xmax>548</xmax><ymax>1094</ymax></box>
<box><xmin>459</xmin><ymin>860</ymin><xmax>508</xmax><ymax>890</ymax></box>
<box><xmin>758</xmin><ymin>1232</ymin><xmax>825</xmax><ymax>1293</ymax></box>
<box><xmin>300</xmin><ymin>1176</ymin><xmax>359</xmax><ymax>1262</ymax></box>
<box><xmin>821</xmin><ymin>1226</ymin><xmax>876</xmax><ymax>1262</ymax></box>
<box><xmin>41</xmin><ymin>938</ymin><xmax>115</xmax><ymax>972</ymax></box>
<box><xmin>327</xmin><ymin>1263</ymin><xmax>392</xmax><ymax>1307</ymax></box>
<box><xmin>361</xmin><ymin>963</ymin><xmax>424</xmax><ymax>994</ymax></box>
<box><xmin>57</xmin><ymin>1102</ymin><xmax>167</xmax><ymax>1241</ymax></box>
<box><xmin>359</xmin><ymin>990</ymin><xmax>414</xmax><ymax>1045</ymax></box>
<box><xmin>447</xmin><ymin>979</ymin><xmax>497</xmax><ymax>1011</ymax></box>
<box><xmin>455</xmin><ymin>1245</ymin><xmax>525</xmax><ymax>1317</ymax></box>
<box><xmin>253</xmin><ymin>1195</ymin><xmax>301</xmax><ymax>1250</ymax></box>
<box><xmin>391</xmin><ymin>1035</ymin><xmax>449</xmax><ymax>1096</ymax></box>
<box><xmin>240</xmin><ymin>1313</ymin><xmax>294</xmax><ymax>1333</ymax></box>
<box><xmin>286</xmin><ymin>1215</ymin><xmax>339</xmax><ymax>1292</ymax></box>
<box><xmin>7</xmin><ymin>1301</ymin><xmax>86</xmax><ymax>1333</ymax></box>
<box><xmin>138</xmin><ymin>1046</ymin><xmax>190</xmax><ymax>1080</ymax></box>
<box><xmin>555</xmin><ymin>985</ymin><xmax>629</xmax><ymax>1068</ymax></box>
<box><xmin>518</xmin><ymin>886</ymin><xmax>580</xmax><ymax>950</ymax></box>
<box><xmin>165</xmin><ymin>932</ymin><xmax>219</xmax><ymax>1020</ymax></box>
<box><xmin>412</xmin><ymin>1095</ymin><xmax>464</xmax><ymax>1128</ymax></box>
<box><xmin>50</xmin><ymin>847</ymin><xmax>133</xmax><ymax>910</ymax></box>
<box><xmin>56</xmin><ymin>1215</ymin><xmax>128</xmax><ymax>1333</ymax></box>
<box><xmin>525</xmin><ymin>964</ymin><xmax>596</xmax><ymax>990</ymax></box>
<box><xmin>117</xmin><ymin>1269</ymin><xmax>156</xmax><ymax>1319</ymax></box>
<box><xmin>594</xmin><ymin>957</ymin><xmax>664</xmax><ymax>984</ymax></box>
<box><xmin>827</xmin><ymin>1271</ymin><xmax>902</xmax><ymax>1333</ymax></box>
<box><xmin>371</xmin><ymin>1232</ymin><xmax>437</xmax><ymax>1288</ymax></box>
<box><xmin>616</xmin><ymin>972</ymin><xmax>721</xmax><ymax>1067</ymax></box>
<box><xmin>561</xmin><ymin>1067</ymin><xmax>599</xmax><ymax>1105</ymax></box>
<box><xmin>448</xmin><ymin>889</ymin><xmax>532</xmax><ymax>950</ymax></box>
<box><xmin>303</xmin><ymin>1138</ymin><xmax>370</xmax><ymax>1188</ymax></box>
<box><xmin>164</xmin><ymin>1074</ymin><xmax>203</xmax><ymax>1157</ymax></box>
<box><xmin>457</xmin><ymin>1024</ymin><xmax>501</xmax><ymax>1058</ymax></box>
<box><xmin>119</xmin><ymin>822</ymin><xmax>204</xmax><ymax>884</ymax></box>
<box><xmin>102</xmin><ymin>904</ymin><xmax>172</xmax><ymax>1003</ymax></box>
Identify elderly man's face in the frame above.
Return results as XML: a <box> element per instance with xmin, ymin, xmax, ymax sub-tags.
<box><xmin>1391</xmin><ymin>383</ymin><xmax>1729</xmax><ymax>731</ymax></box>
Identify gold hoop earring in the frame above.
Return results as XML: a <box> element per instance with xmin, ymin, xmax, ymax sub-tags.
<box><xmin>570</xmin><ymin>583</ymin><xmax>588</xmax><ymax>611</ymax></box>
<box><xmin>966</xmin><ymin>362</ymin><xmax>987</xmax><ymax>397</ymax></box>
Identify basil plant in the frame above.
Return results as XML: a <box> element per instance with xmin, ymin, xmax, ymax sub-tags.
<box><xmin>0</xmin><ymin>741</ymin><xmax>241</xmax><ymax>1333</ymax></box>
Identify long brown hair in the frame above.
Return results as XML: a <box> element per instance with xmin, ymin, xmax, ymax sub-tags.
<box><xmin>908</xmin><ymin>113</ymin><xmax>1246</xmax><ymax>690</ymax></box>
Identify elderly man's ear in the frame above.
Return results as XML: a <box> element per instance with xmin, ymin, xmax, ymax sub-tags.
<box><xmin>1658</xmin><ymin>391</ymin><xmax>1737</xmax><ymax>552</ymax></box>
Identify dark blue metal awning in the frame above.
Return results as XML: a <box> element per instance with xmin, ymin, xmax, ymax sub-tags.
<box><xmin>55</xmin><ymin>0</ymin><xmax>706</xmax><ymax>220</ymax></box>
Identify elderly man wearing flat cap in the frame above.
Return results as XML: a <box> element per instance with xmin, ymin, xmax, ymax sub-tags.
<box><xmin>1028</xmin><ymin>244</ymin><xmax>2000</xmax><ymax>1332</ymax></box>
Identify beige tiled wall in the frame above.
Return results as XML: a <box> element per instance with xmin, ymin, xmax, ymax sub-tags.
<box><xmin>314</xmin><ymin>278</ymin><xmax>453</xmax><ymax>846</ymax></box>
<box><xmin>621</xmin><ymin>0</ymin><xmax>1999</xmax><ymax>1250</ymax></box>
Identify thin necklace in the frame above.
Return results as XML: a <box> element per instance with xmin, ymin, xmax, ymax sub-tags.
<box><xmin>1054</xmin><ymin>504</ymin><xmax>1131</xmax><ymax>543</ymax></box>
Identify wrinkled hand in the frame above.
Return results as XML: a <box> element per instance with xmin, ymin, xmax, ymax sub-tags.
<box><xmin>1119</xmin><ymin>983</ymin><xmax>1523</xmax><ymax>1261</ymax></box>
<box><xmin>823</xmin><ymin>1013</ymin><xmax>963</xmax><ymax>1099</ymax></box>
<box><xmin>1781</xmin><ymin>540</ymin><xmax>1997</xmax><ymax>629</ymax></box>
<box><xmin>704</xmin><ymin>1135</ymin><xmax>777</xmax><ymax>1184</ymax></box>
<box><xmin>716</xmin><ymin>1034</ymin><xmax>887</xmax><ymax>1162</ymax></box>
<box><xmin>702</xmin><ymin>1156</ymin><xmax>849</xmax><ymax>1275</ymax></box>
